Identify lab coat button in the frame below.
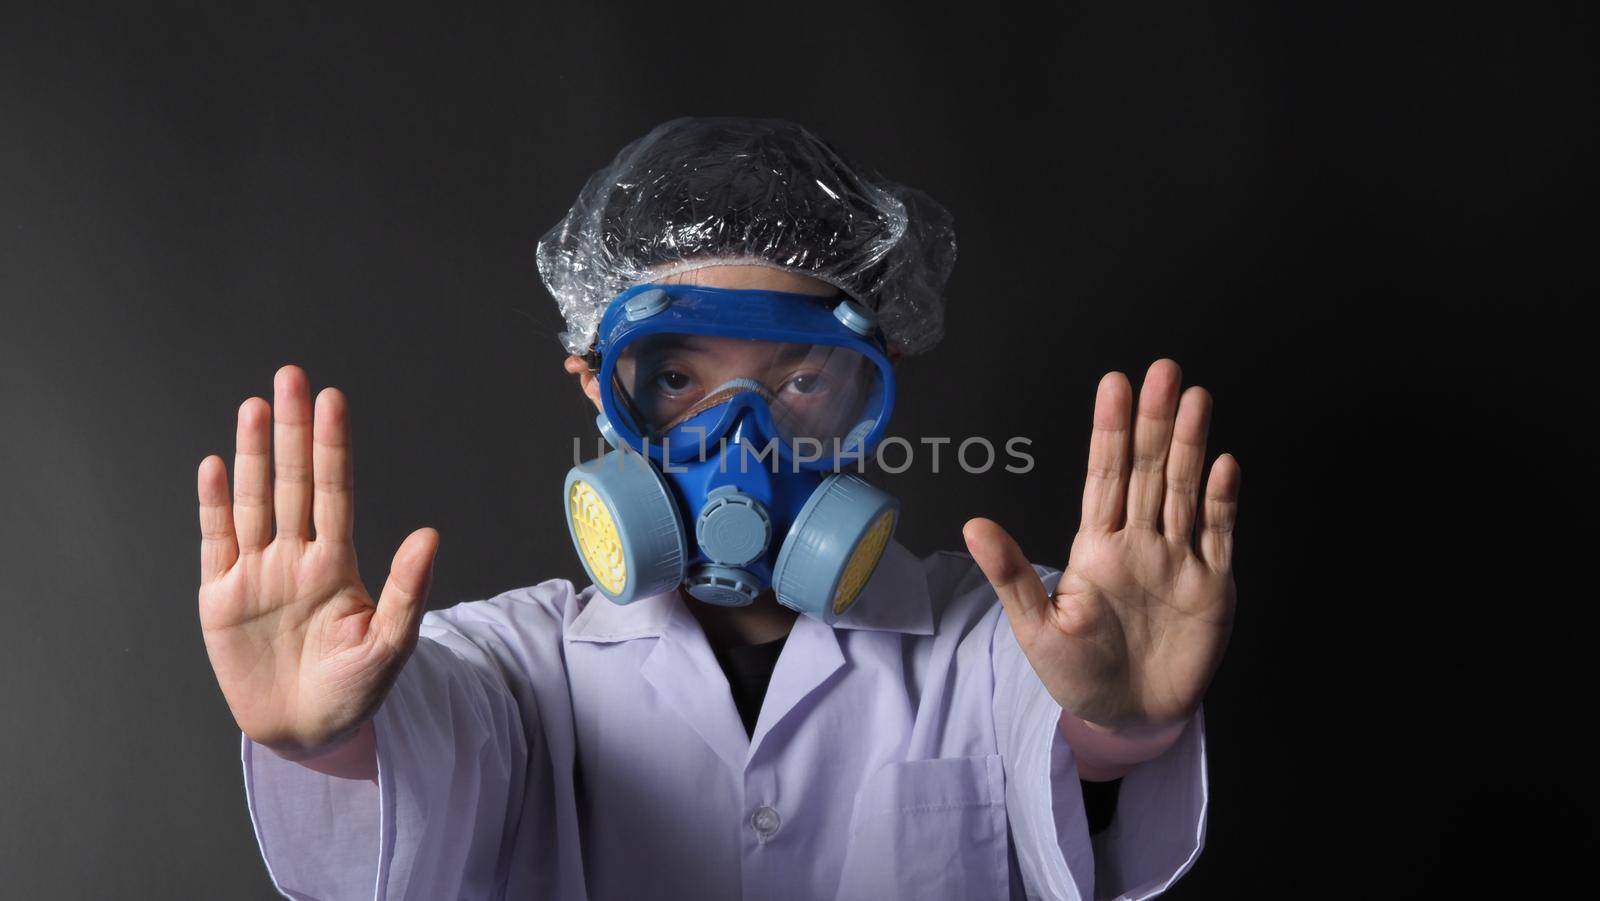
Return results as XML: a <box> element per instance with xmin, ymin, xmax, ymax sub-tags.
<box><xmin>751</xmin><ymin>805</ymin><xmax>781</xmax><ymax>840</ymax></box>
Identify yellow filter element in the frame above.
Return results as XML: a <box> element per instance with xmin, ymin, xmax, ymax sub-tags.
<box><xmin>833</xmin><ymin>509</ymin><xmax>896</xmax><ymax>615</ymax></box>
<box><xmin>569</xmin><ymin>479</ymin><xmax>627</xmax><ymax>596</ymax></box>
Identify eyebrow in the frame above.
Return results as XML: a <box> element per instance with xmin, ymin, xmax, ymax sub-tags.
<box><xmin>636</xmin><ymin>334</ymin><xmax>713</xmax><ymax>355</ymax></box>
<box><xmin>773</xmin><ymin>343</ymin><xmax>813</xmax><ymax>365</ymax></box>
<box><xmin>627</xmin><ymin>334</ymin><xmax>720</xmax><ymax>370</ymax></box>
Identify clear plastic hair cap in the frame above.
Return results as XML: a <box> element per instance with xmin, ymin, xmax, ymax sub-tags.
<box><xmin>537</xmin><ymin>116</ymin><xmax>956</xmax><ymax>357</ymax></box>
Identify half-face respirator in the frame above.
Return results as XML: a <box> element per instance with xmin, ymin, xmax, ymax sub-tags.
<box><xmin>562</xmin><ymin>282</ymin><xmax>899</xmax><ymax>625</ymax></box>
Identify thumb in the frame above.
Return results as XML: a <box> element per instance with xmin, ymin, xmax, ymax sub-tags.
<box><xmin>962</xmin><ymin>517</ymin><xmax>1051</xmax><ymax>641</ymax></box>
<box><xmin>372</xmin><ymin>527</ymin><xmax>439</xmax><ymax>655</ymax></box>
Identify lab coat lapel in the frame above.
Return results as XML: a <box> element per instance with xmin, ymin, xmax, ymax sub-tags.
<box><xmin>746</xmin><ymin>613</ymin><xmax>845</xmax><ymax>763</ymax></box>
<box><xmin>639</xmin><ymin>592</ymin><xmax>752</xmax><ymax>775</ymax></box>
<box><xmin>580</xmin><ymin>538</ymin><xmax>930</xmax><ymax>774</ymax></box>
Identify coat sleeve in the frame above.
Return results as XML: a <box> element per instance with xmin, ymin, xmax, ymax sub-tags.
<box><xmin>991</xmin><ymin>568</ymin><xmax>1209</xmax><ymax>901</ymax></box>
<box><xmin>241</xmin><ymin>589</ymin><xmax>572</xmax><ymax>900</ymax></box>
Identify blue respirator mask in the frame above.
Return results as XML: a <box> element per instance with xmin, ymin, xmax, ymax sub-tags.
<box><xmin>562</xmin><ymin>282</ymin><xmax>899</xmax><ymax>625</ymax></box>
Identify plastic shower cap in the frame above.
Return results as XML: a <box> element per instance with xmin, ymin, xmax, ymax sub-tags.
<box><xmin>537</xmin><ymin>116</ymin><xmax>957</xmax><ymax>357</ymax></box>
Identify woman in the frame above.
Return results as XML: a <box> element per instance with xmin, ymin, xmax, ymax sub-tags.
<box><xmin>196</xmin><ymin>116</ymin><xmax>1239</xmax><ymax>900</ymax></box>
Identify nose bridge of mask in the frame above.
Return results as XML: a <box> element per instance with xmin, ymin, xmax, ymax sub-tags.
<box><xmin>659</xmin><ymin>377</ymin><xmax>775</xmax><ymax>438</ymax></box>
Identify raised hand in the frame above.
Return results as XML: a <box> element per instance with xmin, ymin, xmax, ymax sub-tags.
<box><xmin>197</xmin><ymin>365</ymin><xmax>439</xmax><ymax>758</ymax></box>
<box><xmin>964</xmin><ymin>359</ymin><xmax>1239</xmax><ymax>736</ymax></box>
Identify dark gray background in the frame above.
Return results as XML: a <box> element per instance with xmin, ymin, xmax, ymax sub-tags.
<box><xmin>2</xmin><ymin>2</ymin><xmax>1593</xmax><ymax>897</ymax></box>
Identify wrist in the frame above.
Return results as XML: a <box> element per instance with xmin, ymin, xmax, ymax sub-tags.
<box><xmin>1060</xmin><ymin>710</ymin><xmax>1190</xmax><ymax>780</ymax></box>
<box><xmin>262</xmin><ymin>719</ymin><xmax>378</xmax><ymax>781</ymax></box>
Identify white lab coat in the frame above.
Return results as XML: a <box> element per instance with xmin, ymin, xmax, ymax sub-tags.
<box><xmin>242</xmin><ymin>541</ymin><xmax>1207</xmax><ymax>899</ymax></box>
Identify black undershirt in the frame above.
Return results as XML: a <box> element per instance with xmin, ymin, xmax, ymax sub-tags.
<box><xmin>708</xmin><ymin>633</ymin><xmax>1122</xmax><ymax>834</ymax></box>
<box><xmin>711</xmin><ymin>633</ymin><xmax>788</xmax><ymax>738</ymax></box>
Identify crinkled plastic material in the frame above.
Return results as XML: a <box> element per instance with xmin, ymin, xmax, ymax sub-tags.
<box><xmin>537</xmin><ymin>116</ymin><xmax>957</xmax><ymax>356</ymax></box>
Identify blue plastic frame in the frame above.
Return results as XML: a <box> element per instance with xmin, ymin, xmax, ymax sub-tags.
<box><xmin>595</xmin><ymin>282</ymin><xmax>896</xmax><ymax>472</ymax></box>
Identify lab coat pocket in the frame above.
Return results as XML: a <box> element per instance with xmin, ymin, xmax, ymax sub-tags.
<box><xmin>836</xmin><ymin>754</ymin><xmax>1010</xmax><ymax>901</ymax></box>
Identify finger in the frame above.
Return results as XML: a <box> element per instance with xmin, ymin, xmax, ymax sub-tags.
<box><xmin>233</xmin><ymin>397</ymin><xmax>273</xmax><ymax>553</ymax></box>
<box><xmin>371</xmin><ymin>528</ymin><xmax>440</xmax><ymax>656</ymax></box>
<box><xmin>312</xmin><ymin>387</ymin><xmax>355</xmax><ymax>544</ymax></box>
<box><xmin>1198</xmin><ymin>453</ymin><xmax>1242</xmax><ymax>572</ymax></box>
<box><xmin>1126</xmin><ymin>359</ymin><xmax>1183</xmax><ymax>530</ymax></box>
<box><xmin>273</xmin><ymin>365</ymin><xmax>314</xmax><ymax>540</ymax></box>
<box><xmin>1080</xmin><ymin>372</ymin><xmax>1132</xmax><ymax>532</ymax></box>
<box><xmin>1161</xmin><ymin>386</ymin><xmax>1213</xmax><ymax>544</ymax></box>
<box><xmin>197</xmin><ymin>454</ymin><xmax>238</xmax><ymax>584</ymax></box>
<box><xmin>962</xmin><ymin>518</ymin><xmax>1051</xmax><ymax>641</ymax></box>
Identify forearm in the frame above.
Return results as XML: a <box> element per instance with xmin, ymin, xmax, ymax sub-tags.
<box><xmin>262</xmin><ymin>718</ymin><xmax>378</xmax><ymax>781</ymax></box>
<box><xmin>1058</xmin><ymin>710</ymin><xmax>1188</xmax><ymax>781</ymax></box>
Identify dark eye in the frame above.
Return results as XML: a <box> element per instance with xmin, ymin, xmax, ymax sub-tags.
<box><xmin>652</xmin><ymin>370</ymin><xmax>694</xmax><ymax>396</ymax></box>
<box><xmin>783</xmin><ymin>373</ymin><xmax>827</xmax><ymax>396</ymax></box>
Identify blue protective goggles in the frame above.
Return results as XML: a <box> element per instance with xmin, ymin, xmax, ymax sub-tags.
<box><xmin>594</xmin><ymin>282</ymin><xmax>896</xmax><ymax>471</ymax></box>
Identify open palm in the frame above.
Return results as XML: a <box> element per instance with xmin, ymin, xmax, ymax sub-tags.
<box><xmin>197</xmin><ymin>365</ymin><xmax>438</xmax><ymax>755</ymax></box>
<box><xmin>965</xmin><ymin>359</ymin><xmax>1239</xmax><ymax>732</ymax></box>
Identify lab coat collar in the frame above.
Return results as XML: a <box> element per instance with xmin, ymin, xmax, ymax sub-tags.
<box><xmin>565</xmin><ymin>539</ymin><xmax>935</xmax><ymax>643</ymax></box>
<box><xmin>566</xmin><ymin>540</ymin><xmax>934</xmax><ymax>774</ymax></box>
